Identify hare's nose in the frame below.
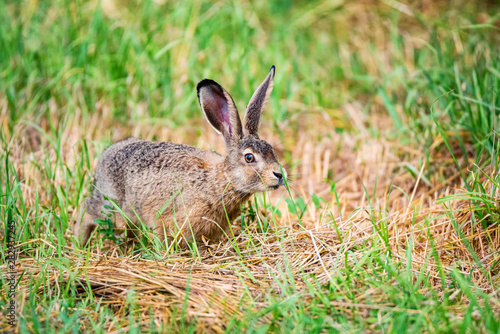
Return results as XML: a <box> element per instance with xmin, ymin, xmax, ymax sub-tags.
<box><xmin>273</xmin><ymin>171</ymin><xmax>283</xmax><ymax>180</ymax></box>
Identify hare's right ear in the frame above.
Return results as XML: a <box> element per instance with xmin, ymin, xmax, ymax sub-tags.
<box><xmin>197</xmin><ymin>79</ymin><xmax>243</xmax><ymax>144</ymax></box>
<box><xmin>243</xmin><ymin>66</ymin><xmax>275</xmax><ymax>137</ymax></box>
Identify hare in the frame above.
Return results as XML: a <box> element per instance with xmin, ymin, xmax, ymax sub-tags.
<box><xmin>74</xmin><ymin>66</ymin><xmax>286</xmax><ymax>246</ymax></box>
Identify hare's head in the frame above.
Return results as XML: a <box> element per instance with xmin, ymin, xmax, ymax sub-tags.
<box><xmin>197</xmin><ymin>66</ymin><xmax>286</xmax><ymax>193</ymax></box>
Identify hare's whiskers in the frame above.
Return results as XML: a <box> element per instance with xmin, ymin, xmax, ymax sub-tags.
<box><xmin>222</xmin><ymin>182</ymin><xmax>261</xmax><ymax>206</ymax></box>
<box><xmin>224</xmin><ymin>183</ymin><xmax>261</xmax><ymax>203</ymax></box>
<box><xmin>223</xmin><ymin>181</ymin><xmax>261</xmax><ymax>196</ymax></box>
<box><xmin>229</xmin><ymin>184</ymin><xmax>264</xmax><ymax>203</ymax></box>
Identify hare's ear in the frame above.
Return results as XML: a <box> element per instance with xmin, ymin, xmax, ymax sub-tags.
<box><xmin>197</xmin><ymin>79</ymin><xmax>243</xmax><ymax>143</ymax></box>
<box><xmin>243</xmin><ymin>66</ymin><xmax>275</xmax><ymax>137</ymax></box>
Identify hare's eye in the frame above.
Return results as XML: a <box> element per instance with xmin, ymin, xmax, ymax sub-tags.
<box><xmin>245</xmin><ymin>153</ymin><xmax>255</xmax><ymax>163</ymax></box>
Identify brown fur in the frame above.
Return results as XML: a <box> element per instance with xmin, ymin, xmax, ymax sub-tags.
<box><xmin>74</xmin><ymin>66</ymin><xmax>286</xmax><ymax>246</ymax></box>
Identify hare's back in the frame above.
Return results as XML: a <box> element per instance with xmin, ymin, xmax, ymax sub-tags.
<box><xmin>93</xmin><ymin>137</ymin><xmax>144</xmax><ymax>202</ymax></box>
<box><xmin>97</xmin><ymin>138</ymin><xmax>202</xmax><ymax>180</ymax></box>
<box><xmin>94</xmin><ymin>138</ymin><xmax>221</xmax><ymax>207</ymax></box>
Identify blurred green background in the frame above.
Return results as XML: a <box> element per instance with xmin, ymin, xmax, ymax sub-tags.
<box><xmin>2</xmin><ymin>0</ymin><xmax>498</xmax><ymax>151</ymax></box>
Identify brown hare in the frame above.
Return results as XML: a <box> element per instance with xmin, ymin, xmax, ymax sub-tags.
<box><xmin>74</xmin><ymin>66</ymin><xmax>286</xmax><ymax>247</ymax></box>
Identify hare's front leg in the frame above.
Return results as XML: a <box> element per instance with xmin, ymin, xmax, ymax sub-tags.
<box><xmin>74</xmin><ymin>193</ymin><xmax>115</xmax><ymax>246</ymax></box>
<box><xmin>74</xmin><ymin>199</ymin><xmax>102</xmax><ymax>246</ymax></box>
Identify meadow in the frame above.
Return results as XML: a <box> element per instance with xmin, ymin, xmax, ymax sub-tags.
<box><xmin>1</xmin><ymin>0</ymin><xmax>500</xmax><ymax>332</ymax></box>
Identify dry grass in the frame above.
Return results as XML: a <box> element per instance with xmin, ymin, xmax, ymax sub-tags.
<box><xmin>4</xmin><ymin>104</ymin><xmax>499</xmax><ymax>332</ymax></box>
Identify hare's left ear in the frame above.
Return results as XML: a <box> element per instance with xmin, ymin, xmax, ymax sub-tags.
<box><xmin>243</xmin><ymin>66</ymin><xmax>275</xmax><ymax>137</ymax></box>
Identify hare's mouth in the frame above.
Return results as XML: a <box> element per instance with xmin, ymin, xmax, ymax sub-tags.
<box><xmin>268</xmin><ymin>184</ymin><xmax>280</xmax><ymax>191</ymax></box>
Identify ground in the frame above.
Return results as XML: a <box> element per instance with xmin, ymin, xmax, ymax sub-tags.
<box><xmin>0</xmin><ymin>0</ymin><xmax>500</xmax><ymax>333</ymax></box>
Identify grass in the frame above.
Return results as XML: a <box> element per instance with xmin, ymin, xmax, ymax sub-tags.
<box><xmin>1</xmin><ymin>0</ymin><xmax>500</xmax><ymax>332</ymax></box>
